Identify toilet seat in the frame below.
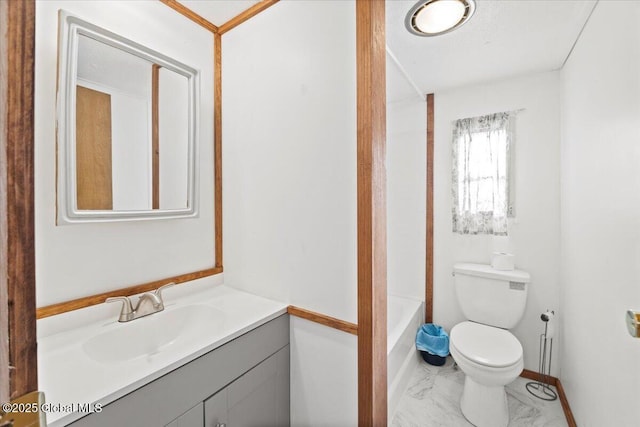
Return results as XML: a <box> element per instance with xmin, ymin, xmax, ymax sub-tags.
<box><xmin>450</xmin><ymin>321</ymin><xmax>522</xmax><ymax>368</ymax></box>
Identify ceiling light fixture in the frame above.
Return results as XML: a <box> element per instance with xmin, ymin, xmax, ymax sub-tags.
<box><xmin>406</xmin><ymin>0</ymin><xmax>476</xmax><ymax>37</ymax></box>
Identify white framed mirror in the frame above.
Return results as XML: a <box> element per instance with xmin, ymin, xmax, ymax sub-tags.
<box><xmin>56</xmin><ymin>11</ymin><xmax>200</xmax><ymax>224</ymax></box>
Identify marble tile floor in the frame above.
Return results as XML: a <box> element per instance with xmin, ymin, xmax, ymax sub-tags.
<box><xmin>391</xmin><ymin>356</ymin><xmax>567</xmax><ymax>427</ymax></box>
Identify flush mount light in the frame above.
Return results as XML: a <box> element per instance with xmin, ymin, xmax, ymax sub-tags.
<box><xmin>406</xmin><ymin>0</ymin><xmax>476</xmax><ymax>37</ymax></box>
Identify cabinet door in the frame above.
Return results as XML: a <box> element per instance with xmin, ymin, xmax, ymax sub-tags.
<box><xmin>204</xmin><ymin>389</ymin><xmax>228</xmax><ymax>427</ymax></box>
<box><xmin>204</xmin><ymin>346</ymin><xmax>289</xmax><ymax>427</ymax></box>
<box><xmin>230</xmin><ymin>346</ymin><xmax>290</xmax><ymax>427</ymax></box>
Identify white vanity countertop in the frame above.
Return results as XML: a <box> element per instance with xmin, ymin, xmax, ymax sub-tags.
<box><xmin>37</xmin><ymin>281</ymin><xmax>288</xmax><ymax>426</ymax></box>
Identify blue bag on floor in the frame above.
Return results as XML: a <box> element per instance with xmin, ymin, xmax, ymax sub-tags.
<box><xmin>416</xmin><ymin>323</ymin><xmax>449</xmax><ymax>357</ymax></box>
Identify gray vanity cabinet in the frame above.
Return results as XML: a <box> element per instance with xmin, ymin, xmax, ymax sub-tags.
<box><xmin>69</xmin><ymin>314</ymin><xmax>289</xmax><ymax>427</ymax></box>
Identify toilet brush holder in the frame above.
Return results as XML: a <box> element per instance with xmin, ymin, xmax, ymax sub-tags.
<box><xmin>526</xmin><ymin>310</ymin><xmax>558</xmax><ymax>401</ymax></box>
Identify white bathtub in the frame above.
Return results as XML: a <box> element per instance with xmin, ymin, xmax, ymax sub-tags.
<box><xmin>387</xmin><ymin>294</ymin><xmax>424</xmax><ymax>419</ymax></box>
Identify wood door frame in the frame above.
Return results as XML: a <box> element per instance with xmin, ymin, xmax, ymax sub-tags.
<box><xmin>1</xmin><ymin>0</ymin><xmax>37</xmax><ymax>400</ymax></box>
<box><xmin>75</xmin><ymin>85</ymin><xmax>114</xmax><ymax>210</ymax></box>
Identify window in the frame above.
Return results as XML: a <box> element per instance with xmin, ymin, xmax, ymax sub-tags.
<box><xmin>451</xmin><ymin>112</ymin><xmax>514</xmax><ymax>235</ymax></box>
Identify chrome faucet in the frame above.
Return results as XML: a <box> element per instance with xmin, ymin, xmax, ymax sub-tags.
<box><xmin>105</xmin><ymin>283</ymin><xmax>175</xmax><ymax>322</ymax></box>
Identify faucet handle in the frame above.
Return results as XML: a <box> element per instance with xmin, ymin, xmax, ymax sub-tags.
<box><xmin>105</xmin><ymin>296</ymin><xmax>134</xmax><ymax>322</ymax></box>
<box><xmin>154</xmin><ymin>282</ymin><xmax>175</xmax><ymax>303</ymax></box>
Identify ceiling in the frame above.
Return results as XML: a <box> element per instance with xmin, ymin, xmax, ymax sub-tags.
<box><xmin>177</xmin><ymin>0</ymin><xmax>260</xmax><ymax>26</ymax></box>
<box><xmin>175</xmin><ymin>1</ymin><xmax>597</xmax><ymax>102</ymax></box>
<box><xmin>387</xmin><ymin>0</ymin><xmax>597</xmax><ymax>101</ymax></box>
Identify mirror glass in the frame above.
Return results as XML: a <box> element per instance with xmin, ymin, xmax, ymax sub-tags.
<box><xmin>57</xmin><ymin>12</ymin><xmax>199</xmax><ymax>223</ymax></box>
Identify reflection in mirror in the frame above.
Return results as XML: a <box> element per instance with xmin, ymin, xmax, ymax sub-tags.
<box><xmin>75</xmin><ymin>35</ymin><xmax>189</xmax><ymax>211</ymax></box>
<box><xmin>58</xmin><ymin>12</ymin><xmax>199</xmax><ymax>223</ymax></box>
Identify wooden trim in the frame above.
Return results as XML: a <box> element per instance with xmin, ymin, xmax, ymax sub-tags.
<box><xmin>151</xmin><ymin>64</ymin><xmax>160</xmax><ymax>210</ymax></box>
<box><xmin>425</xmin><ymin>93</ymin><xmax>434</xmax><ymax>324</ymax></box>
<box><xmin>520</xmin><ymin>368</ymin><xmax>557</xmax><ymax>385</ymax></box>
<box><xmin>36</xmin><ymin>267</ymin><xmax>222</xmax><ymax>319</ymax></box>
<box><xmin>158</xmin><ymin>0</ymin><xmax>219</xmax><ymax>34</ymax></box>
<box><xmin>356</xmin><ymin>0</ymin><xmax>387</xmax><ymax>425</ymax></box>
<box><xmin>556</xmin><ymin>378</ymin><xmax>578</xmax><ymax>427</ymax></box>
<box><xmin>520</xmin><ymin>369</ymin><xmax>577</xmax><ymax>427</ymax></box>
<box><xmin>214</xmin><ymin>33</ymin><xmax>223</xmax><ymax>268</ymax></box>
<box><xmin>218</xmin><ymin>0</ymin><xmax>279</xmax><ymax>35</ymax></box>
<box><xmin>0</xmin><ymin>0</ymin><xmax>11</xmax><ymax>404</ymax></box>
<box><xmin>1</xmin><ymin>0</ymin><xmax>37</xmax><ymax>400</ymax></box>
<box><xmin>287</xmin><ymin>306</ymin><xmax>358</xmax><ymax>336</ymax></box>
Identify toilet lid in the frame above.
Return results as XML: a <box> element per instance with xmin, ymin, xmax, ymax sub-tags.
<box><xmin>450</xmin><ymin>321</ymin><xmax>522</xmax><ymax>368</ymax></box>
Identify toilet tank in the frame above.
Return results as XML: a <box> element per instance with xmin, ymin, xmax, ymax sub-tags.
<box><xmin>453</xmin><ymin>263</ymin><xmax>531</xmax><ymax>329</ymax></box>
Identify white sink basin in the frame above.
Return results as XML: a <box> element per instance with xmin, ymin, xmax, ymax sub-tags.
<box><xmin>83</xmin><ymin>304</ymin><xmax>224</xmax><ymax>364</ymax></box>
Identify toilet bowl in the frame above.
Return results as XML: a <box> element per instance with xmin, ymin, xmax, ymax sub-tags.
<box><xmin>450</xmin><ymin>321</ymin><xmax>523</xmax><ymax>427</ymax></box>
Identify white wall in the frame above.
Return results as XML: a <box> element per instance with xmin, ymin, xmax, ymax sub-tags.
<box><xmin>111</xmin><ymin>91</ymin><xmax>152</xmax><ymax>210</ymax></box>
<box><xmin>559</xmin><ymin>1</ymin><xmax>640</xmax><ymax>425</ymax></box>
<box><xmin>35</xmin><ymin>0</ymin><xmax>215</xmax><ymax>306</ymax></box>
<box><xmin>221</xmin><ymin>1</ymin><xmax>358</xmax><ymax>425</ymax></box>
<box><xmin>289</xmin><ymin>317</ymin><xmax>358</xmax><ymax>426</ymax></box>
<box><xmin>159</xmin><ymin>68</ymin><xmax>189</xmax><ymax>210</ymax></box>
<box><xmin>433</xmin><ymin>72</ymin><xmax>562</xmax><ymax>375</ymax></box>
<box><xmin>387</xmin><ymin>98</ymin><xmax>426</xmax><ymax>301</ymax></box>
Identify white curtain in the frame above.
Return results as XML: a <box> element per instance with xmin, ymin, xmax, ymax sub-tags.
<box><xmin>452</xmin><ymin>112</ymin><xmax>513</xmax><ymax>235</ymax></box>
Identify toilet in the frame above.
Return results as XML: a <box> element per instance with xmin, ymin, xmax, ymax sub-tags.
<box><xmin>449</xmin><ymin>263</ymin><xmax>531</xmax><ymax>427</ymax></box>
